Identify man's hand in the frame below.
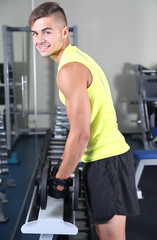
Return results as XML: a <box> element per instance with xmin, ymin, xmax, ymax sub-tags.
<box><xmin>48</xmin><ymin>176</ymin><xmax>70</xmax><ymax>198</ymax></box>
<box><xmin>48</xmin><ymin>160</ymin><xmax>71</xmax><ymax>198</ymax></box>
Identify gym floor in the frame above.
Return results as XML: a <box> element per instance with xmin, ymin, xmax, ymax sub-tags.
<box><xmin>0</xmin><ymin>134</ymin><xmax>157</xmax><ymax>240</ymax></box>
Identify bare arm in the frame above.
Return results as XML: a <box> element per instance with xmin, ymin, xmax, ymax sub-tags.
<box><xmin>56</xmin><ymin>62</ymin><xmax>92</xmax><ymax>180</ymax></box>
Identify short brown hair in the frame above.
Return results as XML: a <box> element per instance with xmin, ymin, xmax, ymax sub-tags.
<box><xmin>28</xmin><ymin>2</ymin><xmax>67</xmax><ymax>26</ymax></box>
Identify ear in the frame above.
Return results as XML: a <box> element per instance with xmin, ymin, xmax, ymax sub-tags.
<box><xmin>62</xmin><ymin>26</ymin><xmax>69</xmax><ymax>39</ymax></box>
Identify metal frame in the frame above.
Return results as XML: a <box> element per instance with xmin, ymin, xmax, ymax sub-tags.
<box><xmin>2</xmin><ymin>26</ymin><xmax>30</xmax><ymax>151</ymax></box>
<box><xmin>135</xmin><ymin>158</ymin><xmax>157</xmax><ymax>199</ymax></box>
<box><xmin>133</xmin><ymin>149</ymin><xmax>157</xmax><ymax>199</ymax></box>
<box><xmin>134</xmin><ymin>64</ymin><xmax>157</xmax><ymax>149</ymax></box>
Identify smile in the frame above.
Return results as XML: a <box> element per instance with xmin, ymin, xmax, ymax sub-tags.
<box><xmin>38</xmin><ymin>45</ymin><xmax>50</xmax><ymax>51</ymax></box>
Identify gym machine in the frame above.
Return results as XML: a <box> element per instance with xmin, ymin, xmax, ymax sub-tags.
<box><xmin>134</xmin><ymin>64</ymin><xmax>157</xmax><ymax>150</ymax></box>
<box><xmin>134</xmin><ymin>65</ymin><xmax>157</xmax><ymax>198</ymax></box>
<box><xmin>0</xmin><ymin>112</ymin><xmax>16</xmax><ymax>223</ymax></box>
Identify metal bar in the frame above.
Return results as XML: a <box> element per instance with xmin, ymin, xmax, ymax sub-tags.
<box><xmin>21</xmin><ymin>75</ymin><xmax>25</xmax><ymax>116</ymax></box>
<box><xmin>8</xmin><ymin>29</ymin><xmax>19</xmax><ymax>139</ymax></box>
<box><xmin>21</xmin><ymin>75</ymin><xmax>28</xmax><ymax>117</ymax></box>
<box><xmin>39</xmin><ymin>235</ymin><xmax>53</xmax><ymax>240</ymax></box>
<box><xmin>33</xmin><ymin>47</ymin><xmax>38</xmax><ymax>130</ymax></box>
<box><xmin>2</xmin><ymin>25</ymin><xmax>11</xmax><ymax>151</ymax></box>
<box><xmin>6</xmin><ymin>26</ymin><xmax>31</xmax><ymax>32</ymax></box>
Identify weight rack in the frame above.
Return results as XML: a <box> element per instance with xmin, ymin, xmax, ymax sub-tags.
<box><xmin>0</xmin><ymin>112</ymin><xmax>9</xmax><ymax>222</ymax></box>
<box><xmin>21</xmin><ymin>106</ymin><xmax>98</xmax><ymax>240</ymax></box>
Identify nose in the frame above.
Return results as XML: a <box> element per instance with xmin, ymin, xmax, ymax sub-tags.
<box><xmin>36</xmin><ymin>34</ymin><xmax>46</xmax><ymax>45</ymax></box>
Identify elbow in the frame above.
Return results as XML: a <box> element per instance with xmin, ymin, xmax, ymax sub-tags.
<box><xmin>78</xmin><ymin>129</ymin><xmax>90</xmax><ymax>145</ymax></box>
<box><xmin>69</xmin><ymin>125</ymin><xmax>90</xmax><ymax>147</ymax></box>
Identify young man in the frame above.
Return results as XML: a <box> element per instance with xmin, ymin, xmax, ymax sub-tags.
<box><xmin>28</xmin><ymin>2</ymin><xmax>139</xmax><ymax>240</ymax></box>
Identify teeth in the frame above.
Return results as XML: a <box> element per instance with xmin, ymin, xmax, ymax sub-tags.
<box><xmin>39</xmin><ymin>46</ymin><xmax>49</xmax><ymax>49</ymax></box>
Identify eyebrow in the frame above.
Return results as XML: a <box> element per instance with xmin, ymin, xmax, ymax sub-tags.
<box><xmin>31</xmin><ymin>27</ymin><xmax>53</xmax><ymax>33</ymax></box>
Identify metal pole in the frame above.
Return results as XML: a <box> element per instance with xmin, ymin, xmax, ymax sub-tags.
<box><xmin>31</xmin><ymin>0</ymin><xmax>38</xmax><ymax>161</ymax></box>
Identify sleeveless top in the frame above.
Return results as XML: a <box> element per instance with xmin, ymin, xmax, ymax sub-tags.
<box><xmin>57</xmin><ymin>44</ymin><xmax>130</xmax><ymax>163</ymax></box>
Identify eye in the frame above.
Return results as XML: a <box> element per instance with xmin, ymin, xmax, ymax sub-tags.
<box><xmin>44</xmin><ymin>31</ymin><xmax>51</xmax><ymax>35</ymax></box>
<box><xmin>32</xmin><ymin>31</ymin><xmax>38</xmax><ymax>37</ymax></box>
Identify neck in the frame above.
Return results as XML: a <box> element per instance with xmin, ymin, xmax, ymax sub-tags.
<box><xmin>50</xmin><ymin>39</ymin><xmax>70</xmax><ymax>64</ymax></box>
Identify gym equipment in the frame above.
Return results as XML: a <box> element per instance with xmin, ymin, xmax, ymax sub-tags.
<box><xmin>0</xmin><ymin>112</ymin><xmax>9</xmax><ymax>174</ymax></box>
<box><xmin>21</xmin><ymin>107</ymin><xmax>97</xmax><ymax>240</ymax></box>
<box><xmin>134</xmin><ymin>64</ymin><xmax>157</xmax><ymax>150</ymax></box>
<box><xmin>48</xmin><ymin>163</ymin><xmax>71</xmax><ymax>199</ymax></box>
<box><xmin>0</xmin><ymin>64</ymin><xmax>4</xmax><ymax>84</ymax></box>
<box><xmin>28</xmin><ymin>127</ymin><xmax>81</xmax><ymax>209</ymax></box>
<box><xmin>134</xmin><ymin>65</ymin><xmax>157</xmax><ymax>199</ymax></box>
<box><xmin>0</xmin><ymin>63</ymin><xmax>13</xmax><ymax>84</ymax></box>
<box><xmin>21</xmin><ymin>129</ymin><xmax>78</xmax><ymax>237</ymax></box>
<box><xmin>0</xmin><ymin>113</ymin><xmax>9</xmax><ymax>222</ymax></box>
<box><xmin>21</xmin><ymin>129</ymin><xmax>90</xmax><ymax>239</ymax></box>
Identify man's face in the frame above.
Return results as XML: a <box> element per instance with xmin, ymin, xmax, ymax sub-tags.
<box><xmin>31</xmin><ymin>15</ymin><xmax>64</xmax><ymax>58</ymax></box>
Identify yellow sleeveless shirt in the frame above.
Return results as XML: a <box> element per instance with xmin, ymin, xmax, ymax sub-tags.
<box><xmin>57</xmin><ymin>44</ymin><xmax>130</xmax><ymax>163</ymax></box>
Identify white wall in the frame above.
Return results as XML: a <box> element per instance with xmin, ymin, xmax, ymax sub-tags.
<box><xmin>0</xmin><ymin>0</ymin><xmax>157</xmax><ymax>132</ymax></box>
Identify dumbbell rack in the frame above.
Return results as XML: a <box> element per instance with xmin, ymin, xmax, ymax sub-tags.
<box><xmin>55</xmin><ymin>107</ymin><xmax>95</xmax><ymax>240</ymax></box>
<box><xmin>0</xmin><ymin>113</ymin><xmax>9</xmax><ymax>175</ymax></box>
<box><xmin>21</xmin><ymin>106</ymin><xmax>98</xmax><ymax>240</ymax></box>
<box><xmin>0</xmin><ymin>112</ymin><xmax>9</xmax><ymax>222</ymax></box>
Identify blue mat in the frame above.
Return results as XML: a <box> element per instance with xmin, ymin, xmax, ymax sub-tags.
<box><xmin>133</xmin><ymin>150</ymin><xmax>157</xmax><ymax>160</ymax></box>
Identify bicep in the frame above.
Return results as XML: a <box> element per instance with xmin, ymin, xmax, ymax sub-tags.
<box><xmin>66</xmin><ymin>87</ymin><xmax>91</xmax><ymax>132</ymax></box>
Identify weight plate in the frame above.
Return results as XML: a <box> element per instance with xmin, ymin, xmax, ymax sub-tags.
<box><xmin>40</xmin><ymin>165</ymin><xmax>48</xmax><ymax>210</ymax></box>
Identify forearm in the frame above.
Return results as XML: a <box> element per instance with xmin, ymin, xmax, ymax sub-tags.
<box><xmin>56</xmin><ymin>128</ymin><xmax>89</xmax><ymax>179</ymax></box>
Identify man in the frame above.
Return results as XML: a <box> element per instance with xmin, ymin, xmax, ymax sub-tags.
<box><xmin>28</xmin><ymin>2</ymin><xmax>139</xmax><ymax>240</ymax></box>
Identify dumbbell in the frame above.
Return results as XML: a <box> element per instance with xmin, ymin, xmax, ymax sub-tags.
<box><xmin>0</xmin><ymin>150</ymin><xmax>8</xmax><ymax>158</ymax></box>
<box><xmin>0</xmin><ymin>159</ymin><xmax>8</xmax><ymax>165</ymax></box>
<box><xmin>38</xmin><ymin>157</ymin><xmax>81</xmax><ymax>211</ymax></box>
<box><xmin>0</xmin><ymin>166</ymin><xmax>9</xmax><ymax>174</ymax></box>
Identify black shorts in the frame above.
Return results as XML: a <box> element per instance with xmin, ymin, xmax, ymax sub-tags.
<box><xmin>83</xmin><ymin>150</ymin><xmax>140</xmax><ymax>224</ymax></box>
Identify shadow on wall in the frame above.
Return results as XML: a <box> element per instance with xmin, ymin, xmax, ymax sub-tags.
<box><xmin>114</xmin><ymin>63</ymin><xmax>141</xmax><ymax>133</ymax></box>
